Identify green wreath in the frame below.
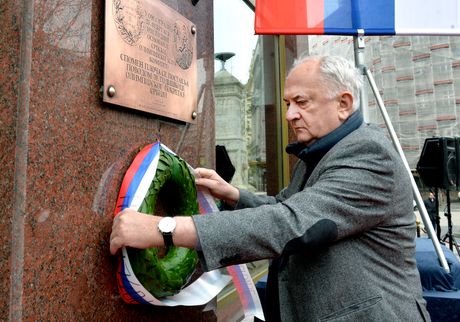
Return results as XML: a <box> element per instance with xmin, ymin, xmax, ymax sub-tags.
<box><xmin>127</xmin><ymin>148</ymin><xmax>199</xmax><ymax>298</ymax></box>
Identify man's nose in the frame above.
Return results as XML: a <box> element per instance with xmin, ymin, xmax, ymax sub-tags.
<box><xmin>285</xmin><ymin>104</ymin><xmax>300</xmax><ymax>121</ymax></box>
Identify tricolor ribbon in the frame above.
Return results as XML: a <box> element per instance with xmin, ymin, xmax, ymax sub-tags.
<box><xmin>198</xmin><ymin>186</ymin><xmax>265</xmax><ymax>321</ymax></box>
<box><xmin>114</xmin><ymin>141</ymin><xmax>231</xmax><ymax>306</ymax></box>
<box><xmin>113</xmin><ymin>141</ymin><xmax>264</xmax><ymax>320</ymax></box>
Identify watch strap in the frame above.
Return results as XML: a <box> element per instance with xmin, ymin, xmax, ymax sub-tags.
<box><xmin>163</xmin><ymin>231</ymin><xmax>174</xmax><ymax>248</ymax></box>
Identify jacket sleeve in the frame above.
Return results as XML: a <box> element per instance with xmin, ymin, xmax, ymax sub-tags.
<box><xmin>192</xmin><ymin>129</ymin><xmax>413</xmax><ymax>271</ymax></box>
<box><xmin>229</xmin><ymin>162</ymin><xmax>305</xmax><ymax>210</ymax></box>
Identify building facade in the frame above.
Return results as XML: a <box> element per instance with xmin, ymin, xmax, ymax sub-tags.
<box><xmin>214</xmin><ymin>65</ymin><xmax>250</xmax><ymax>188</ymax></box>
<box><xmin>309</xmin><ymin>35</ymin><xmax>460</xmax><ymax>169</ymax></box>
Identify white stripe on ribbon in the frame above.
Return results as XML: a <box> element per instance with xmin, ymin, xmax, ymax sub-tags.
<box><xmin>128</xmin><ymin>150</ymin><xmax>160</xmax><ymax>210</ymax></box>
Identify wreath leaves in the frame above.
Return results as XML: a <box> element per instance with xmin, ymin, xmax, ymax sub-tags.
<box><xmin>128</xmin><ymin>147</ymin><xmax>199</xmax><ymax>298</ymax></box>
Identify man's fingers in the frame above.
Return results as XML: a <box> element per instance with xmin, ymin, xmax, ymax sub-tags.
<box><xmin>110</xmin><ymin>220</ymin><xmax>121</xmax><ymax>255</ymax></box>
<box><xmin>195</xmin><ymin>177</ymin><xmax>218</xmax><ymax>188</ymax></box>
<box><xmin>110</xmin><ymin>212</ymin><xmax>127</xmax><ymax>255</ymax></box>
<box><xmin>110</xmin><ymin>235</ymin><xmax>122</xmax><ymax>255</ymax></box>
<box><xmin>195</xmin><ymin>167</ymin><xmax>217</xmax><ymax>179</ymax></box>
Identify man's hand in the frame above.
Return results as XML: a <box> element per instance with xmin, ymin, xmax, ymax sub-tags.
<box><xmin>109</xmin><ymin>209</ymin><xmax>198</xmax><ymax>255</ymax></box>
<box><xmin>194</xmin><ymin>168</ymin><xmax>240</xmax><ymax>205</ymax></box>
<box><xmin>110</xmin><ymin>209</ymin><xmax>160</xmax><ymax>255</ymax></box>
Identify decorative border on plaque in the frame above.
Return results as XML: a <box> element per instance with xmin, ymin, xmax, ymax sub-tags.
<box><xmin>174</xmin><ymin>21</ymin><xmax>193</xmax><ymax>70</ymax></box>
<box><xmin>113</xmin><ymin>0</ymin><xmax>145</xmax><ymax>46</ymax></box>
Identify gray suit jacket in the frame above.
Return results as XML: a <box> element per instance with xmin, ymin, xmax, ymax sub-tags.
<box><xmin>193</xmin><ymin>123</ymin><xmax>430</xmax><ymax>321</ymax></box>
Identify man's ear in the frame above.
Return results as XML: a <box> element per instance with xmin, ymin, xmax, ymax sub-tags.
<box><xmin>337</xmin><ymin>92</ymin><xmax>354</xmax><ymax>121</ymax></box>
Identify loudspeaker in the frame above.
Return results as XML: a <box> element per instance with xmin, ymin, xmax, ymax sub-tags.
<box><xmin>416</xmin><ymin>137</ymin><xmax>459</xmax><ymax>190</ymax></box>
<box><xmin>216</xmin><ymin>145</ymin><xmax>235</xmax><ymax>183</ymax></box>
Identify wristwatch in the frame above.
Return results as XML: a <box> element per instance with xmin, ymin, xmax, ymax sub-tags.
<box><xmin>158</xmin><ymin>216</ymin><xmax>176</xmax><ymax>247</ymax></box>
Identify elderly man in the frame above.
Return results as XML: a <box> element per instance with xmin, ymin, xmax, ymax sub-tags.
<box><xmin>110</xmin><ymin>55</ymin><xmax>430</xmax><ymax>321</ymax></box>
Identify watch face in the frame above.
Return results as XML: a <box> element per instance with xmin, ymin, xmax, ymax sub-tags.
<box><xmin>159</xmin><ymin>217</ymin><xmax>176</xmax><ymax>233</ymax></box>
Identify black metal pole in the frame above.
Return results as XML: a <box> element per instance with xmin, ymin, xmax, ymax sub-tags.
<box><xmin>446</xmin><ymin>189</ymin><xmax>453</xmax><ymax>251</ymax></box>
<box><xmin>435</xmin><ymin>187</ymin><xmax>441</xmax><ymax>240</ymax></box>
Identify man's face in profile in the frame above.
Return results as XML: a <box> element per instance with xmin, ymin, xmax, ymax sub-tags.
<box><xmin>283</xmin><ymin>60</ymin><xmax>353</xmax><ymax>146</ymax></box>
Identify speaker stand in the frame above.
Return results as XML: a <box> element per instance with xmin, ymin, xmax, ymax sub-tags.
<box><xmin>435</xmin><ymin>188</ymin><xmax>441</xmax><ymax>241</ymax></box>
<box><xmin>441</xmin><ymin>190</ymin><xmax>460</xmax><ymax>255</ymax></box>
<box><xmin>353</xmin><ymin>34</ymin><xmax>450</xmax><ymax>271</ymax></box>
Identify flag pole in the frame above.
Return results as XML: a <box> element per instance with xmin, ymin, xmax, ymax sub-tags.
<box><xmin>352</xmin><ymin>34</ymin><xmax>450</xmax><ymax>272</ymax></box>
<box><xmin>353</xmin><ymin>30</ymin><xmax>369</xmax><ymax>122</ymax></box>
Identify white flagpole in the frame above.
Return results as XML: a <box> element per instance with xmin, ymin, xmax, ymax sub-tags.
<box><xmin>353</xmin><ymin>34</ymin><xmax>449</xmax><ymax>272</ymax></box>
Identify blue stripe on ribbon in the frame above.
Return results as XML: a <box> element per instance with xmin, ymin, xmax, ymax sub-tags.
<box><xmin>231</xmin><ymin>266</ymin><xmax>256</xmax><ymax>311</ymax></box>
<box><xmin>120</xmin><ymin>255</ymin><xmax>151</xmax><ymax>305</ymax></box>
<box><xmin>198</xmin><ymin>190</ymin><xmax>214</xmax><ymax>213</ymax></box>
<box><xmin>122</xmin><ymin>142</ymin><xmax>160</xmax><ymax>210</ymax></box>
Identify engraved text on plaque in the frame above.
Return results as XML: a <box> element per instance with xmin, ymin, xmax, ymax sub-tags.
<box><xmin>104</xmin><ymin>0</ymin><xmax>197</xmax><ymax>123</ymax></box>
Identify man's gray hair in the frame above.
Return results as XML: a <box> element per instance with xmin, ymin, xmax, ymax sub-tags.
<box><xmin>290</xmin><ymin>55</ymin><xmax>364</xmax><ymax>111</ymax></box>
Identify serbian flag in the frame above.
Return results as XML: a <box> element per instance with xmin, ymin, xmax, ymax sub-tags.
<box><xmin>255</xmin><ymin>0</ymin><xmax>460</xmax><ymax>35</ymax></box>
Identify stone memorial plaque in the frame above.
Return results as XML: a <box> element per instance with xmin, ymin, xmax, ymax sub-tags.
<box><xmin>104</xmin><ymin>0</ymin><xmax>197</xmax><ymax>123</ymax></box>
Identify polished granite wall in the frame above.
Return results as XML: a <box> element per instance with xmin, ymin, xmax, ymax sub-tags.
<box><xmin>0</xmin><ymin>0</ymin><xmax>216</xmax><ymax>320</ymax></box>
